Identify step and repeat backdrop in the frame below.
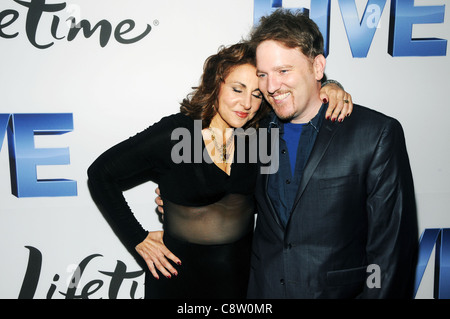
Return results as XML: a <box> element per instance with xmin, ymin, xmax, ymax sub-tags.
<box><xmin>1</xmin><ymin>0</ymin><xmax>449</xmax><ymax>299</ymax></box>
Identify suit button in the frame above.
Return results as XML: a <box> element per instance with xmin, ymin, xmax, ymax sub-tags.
<box><xmin>281</xmin><ymin>149</ymin><xmax>286</xmax><ymax>154</ymax></box>
<box><xmin>287</xmin><ymin>243</ymin><xmax>292</xmax><ymax>249</ymax></box>
<box><xmin>286</xmin><ymin>179</ymin><xmax>291</xmax><ymax>184</ymax></box>
<box><xmin>280</xmin><ymin>279</ymin><xmax>285</xmax><ymax>285</ymax></box>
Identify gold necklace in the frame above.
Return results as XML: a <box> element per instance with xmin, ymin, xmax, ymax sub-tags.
<box><xmin>208</xmin><ymin>127</ymin><xmax>234</xmax><ymax>163</ymax></box>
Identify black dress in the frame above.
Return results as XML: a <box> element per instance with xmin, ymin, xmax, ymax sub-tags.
<box><xmin>87</xmin><ymin>113</ymin><xmax>258</xmax><ymax>299</ymax></box>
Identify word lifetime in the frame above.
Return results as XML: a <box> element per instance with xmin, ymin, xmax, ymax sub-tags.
<box><xmin>19</xmin><ymin>246</ymin><xmax>144</xmax><ymax>299</ymax></box>
<box><xmin>0</xmin><ymin>0</ymin><xmax>152</xmax><ymax>48</ymax></box>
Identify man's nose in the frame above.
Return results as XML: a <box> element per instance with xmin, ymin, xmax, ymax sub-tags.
<box><xmin>266</xmin><ymin>75</ymin><xmax>280</xmax><ymax>95</ymax></box>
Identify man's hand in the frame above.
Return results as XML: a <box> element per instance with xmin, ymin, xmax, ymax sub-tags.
<box><xmin>155</xmin><ymin>187</ymin><xmax>164</xmax><ymax>215</ymax></box>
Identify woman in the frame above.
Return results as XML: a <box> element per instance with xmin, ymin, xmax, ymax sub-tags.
<box><xmin>87</xmin><ymin>42</ymin><xmax>352</xmax><ymax>299</ymax></box>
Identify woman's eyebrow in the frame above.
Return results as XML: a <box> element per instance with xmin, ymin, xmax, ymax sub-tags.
<box><xmin>229</xmin><ymin>81</ymin><xmax>247</xmax><ymax>88</ymax></box>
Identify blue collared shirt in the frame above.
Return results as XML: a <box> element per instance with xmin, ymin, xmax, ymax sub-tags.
<box><xmin>267</xmin><ymin>104</ymin><xmax>326</xmax><ymax>226</ymax></box>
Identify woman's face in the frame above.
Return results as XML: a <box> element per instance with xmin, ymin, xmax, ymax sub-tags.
<box><xmin>212</xmin><ymin>63</ymin><xmax>262</xmax><ymax>129</ymax></box>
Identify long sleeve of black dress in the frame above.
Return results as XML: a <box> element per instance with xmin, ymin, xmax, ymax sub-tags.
<box><xmin>87</xmin><ymin>114</ymin><xmax>175</xmax><ymax>250</ymax></box>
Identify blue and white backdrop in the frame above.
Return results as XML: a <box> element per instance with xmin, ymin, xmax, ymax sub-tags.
<box><xmin>0</xmin><ymin>0</ymin><xmax>449</xmax><ymax>299</ymax></box>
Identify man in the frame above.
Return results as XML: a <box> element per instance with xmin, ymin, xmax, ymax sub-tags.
<box><xmin>247</xmin><ymin>9</ymin><xmax>418</xmax><ymax>299</ymax></box>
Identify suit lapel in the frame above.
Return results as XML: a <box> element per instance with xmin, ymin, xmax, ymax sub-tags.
<box><xmin>291</xmin><ymin>120</ymin><xmax>341</xmax><ymax>211</ymax></box>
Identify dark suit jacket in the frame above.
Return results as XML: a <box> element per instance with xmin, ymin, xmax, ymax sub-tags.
<box><xmin>247</xmin><ymin>104</ymin><xmax>418</xmax><ymax>299</ymax></box>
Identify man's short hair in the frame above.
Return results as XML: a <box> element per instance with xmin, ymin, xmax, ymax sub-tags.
<box><xmin>249</xmin><ymin>9</ymin><xmax>324</xmax><ymax>59</ymax></box>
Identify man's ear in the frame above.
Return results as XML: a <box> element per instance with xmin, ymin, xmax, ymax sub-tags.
<box><xmin>313</xmin><ymin>54</ymin><xmax>326</xmax><ymax>81</ymax></box>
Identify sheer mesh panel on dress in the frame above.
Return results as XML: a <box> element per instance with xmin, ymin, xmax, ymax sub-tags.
<box><xmin>164</xmin><ymin>194</ymin><xmax>254</xmax><ymax>245</ymax></box>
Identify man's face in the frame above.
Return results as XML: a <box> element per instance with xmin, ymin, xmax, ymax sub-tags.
<box><xmin>256</xmin><ymin>40</ymin><xmax>325</xmax><ymax>124</ymax></box>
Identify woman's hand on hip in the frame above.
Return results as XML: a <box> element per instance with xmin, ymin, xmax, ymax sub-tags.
<box><xmin>135</xmin><ymin>231</ymin><xmax>181</xmax><ymax>279</ymax></box>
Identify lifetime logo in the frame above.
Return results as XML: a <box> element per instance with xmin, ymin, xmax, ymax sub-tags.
<box><xmin>254</xmin><ymin>0</ymin><xmax>448</xmax><ymax>58</ymax></box>
<box><xmin>0</xmin><ymin>113</ymin><xmax>76</xmax><ymax>198</ymax></box>
<box><xmin>0</xmin><ymin>0</ymin><xmax>153</xmax><ymax>49</ymax></box>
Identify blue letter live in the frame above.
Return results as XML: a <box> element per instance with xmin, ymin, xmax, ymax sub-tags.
<box><xmin>0</xmin><ymin>113</ymin><xmax>77</xmax><ymax>198</ymax></box>
<box><xmin>415</xmin><ymin>228</ymin><xmax>450</xmax><ymax>299</ymax></box>
<box><xmin>254</xmin><ymin>0</ymin><xmax>447</xmax><ymax>58</ymax></box>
